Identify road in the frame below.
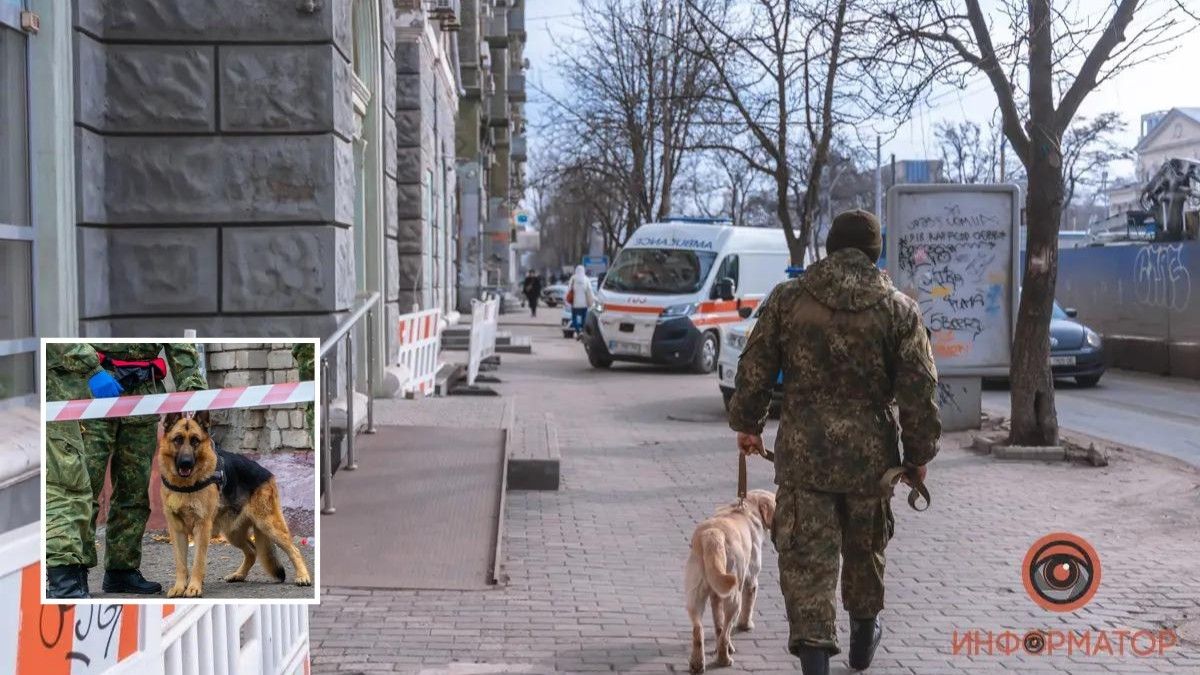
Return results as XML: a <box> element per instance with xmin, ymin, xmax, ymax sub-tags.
<box><xmin>982</xmin><ymin>369</ymin><xmax>1200</xmax><ymax>465</ymax></box>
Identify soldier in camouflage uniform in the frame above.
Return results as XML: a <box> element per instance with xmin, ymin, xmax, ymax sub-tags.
<box><xmin>728</xmin><ymin>210</ymin><xmax>940</xmax><ymax>675</ymax></box>
<box><xmin>292</xmin><ymin>343</ymin><xmax>315</xmax><ymax>443</ymax></box>
<box><xmin>45</xmin><ymin>343</ymin><xmax>121</xmax><ymax>598</ymax></box>
<box><xmin>81</xmin><ymin>343</ymin><xmax>207</xmax><ymax>595</ymax></box>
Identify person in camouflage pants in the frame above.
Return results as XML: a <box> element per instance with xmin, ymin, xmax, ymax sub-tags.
<box><xmin>728</xmin><ymin>210</ymin><xmax>941</xmax><ymax>675</ymax></box>
<box><xmin>81</xmin><ymin>343</ymin><xmax>207</xmax><ymax>595</ymax></box>
<box><xmin>45</xmin><ymin>344</ymin><xmax>114</xmax><ymax>598</ymax></box>
<box><xmin>292</xmin><ymin>343</ymin><xmax>315</xmax><ymax>443</ymax></box>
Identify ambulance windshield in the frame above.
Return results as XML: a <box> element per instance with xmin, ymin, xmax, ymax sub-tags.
<box><xmin>602</xmin><ymin>248</ymin><xmax>718</xmax><ymax>295</ymax></box>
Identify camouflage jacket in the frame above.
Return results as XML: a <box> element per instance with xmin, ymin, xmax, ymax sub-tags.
<box><xmin>727</xmin><ymin>248</ymin><xmax>941</xmax><ymax>494</ymax></box>
<box><xmin>89</xmin><ymin>343</ymin><xmax>208</xmax><ymax>394</ymax></box>
<box><xmin>46</xmin><ymin>344</ymin><xmax>105</xmax><ymax>402</ymax></box>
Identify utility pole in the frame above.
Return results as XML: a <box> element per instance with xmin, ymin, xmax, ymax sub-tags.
<box><xmin>874</xmin><ymin>135</ymin><xmax>882</xmax><ymax>218</ymax></box>
<box><xmin>999</xmin><ymin>139</ymin><xmax>1006</xmax><ymax>182</ymax></box>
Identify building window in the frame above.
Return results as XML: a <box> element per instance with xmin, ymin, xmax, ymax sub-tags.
<box><xmin>0</xmin><ymin>10</ymin><xmax>36</xmax><ymax>408</ymax></box>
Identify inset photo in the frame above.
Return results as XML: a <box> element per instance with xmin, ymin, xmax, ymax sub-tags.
<box><xmin>40</xmin><ymin>339</ymin><xmax>319</xmax><ymax>604</ymax></box>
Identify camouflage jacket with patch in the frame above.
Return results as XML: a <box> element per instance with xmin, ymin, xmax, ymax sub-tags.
<box><xmin>728</xmin><ymin>248</ymin><xmax>941</xmax><ymax>494</ymax></box>
<box><xmin>45</xmin><ymin>343</ymin><xmax>105</xmax><ymax>402</ymax></box>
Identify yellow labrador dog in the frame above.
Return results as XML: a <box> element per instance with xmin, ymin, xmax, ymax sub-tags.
<box><xmin>684</xmin><ymin>489</ymin><xmax>775</xmax><ymax>673</ymax></box>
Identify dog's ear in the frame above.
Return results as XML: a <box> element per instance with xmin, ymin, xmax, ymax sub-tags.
<box><xmin>162</xmin><ymin>412</ymin><xmax>183</xmax><ymax>432</ymax></box>
<box><xmin>192</xmin><ymin>410</ymin><xmax>210</xmax><ymax>430</ymax></box>
<box><xmin>756</xmin><ymin>494</ymin><xmax>775</xmax><ymax>530</ymax></box>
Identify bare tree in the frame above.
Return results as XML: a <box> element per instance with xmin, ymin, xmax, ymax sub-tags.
<box><xmin>888</xmin><ymin>0</ymin><xmax>1197</xmax><ymax>446</ymax></box>
<box><xmin>933</xmin><ymin>120</ymin><xmax>994</xmax><ymax>183</ymax></box>
<box><xmin>683</xmin><ymin>0</ymin><xmax>926</xmax><ymax>265</ymax></box>
<box><xmin>1062</xmin><ymin>112</ymin><xmax>1129</xmax><ymax>224</ymax></box>
<box><xmin>538</xmin><ymin>0</ymin><xmax>714</xmax><ymax>240</ymax></box>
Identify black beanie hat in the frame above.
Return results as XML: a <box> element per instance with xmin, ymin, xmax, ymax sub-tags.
<box><xmin>826</xmin><ymin>209</ymin><xmax>882</xmax><ymax>263</ymax></box>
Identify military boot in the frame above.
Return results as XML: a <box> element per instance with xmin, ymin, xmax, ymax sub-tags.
<box><xmin>47</xmin><ymin>565</ymin><xmax>90</xmax><ymax>599</ymax></box>
<box><xmin>103</xmin><ymin>568</ymin><xmax>162</xmax><ymax>594</ymax></box>
<box><xmin>794</xmin><ymin>646</ymin><xmax>830</xmax><ymax>675</ymax></box>
<box><xmin>848</xmin><ymin>616</ymin><xmax>883</xmax><ymax>670</ymax></box>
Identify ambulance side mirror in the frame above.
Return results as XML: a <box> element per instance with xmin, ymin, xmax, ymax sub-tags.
<box><xmin>738</xmin><ymin>306</ymin><xmax>753</xmax><ymax>319</ymax></box>
<box><xmin>714</xmin><ymin>277</ymin><xmax>736</xmax><ymax>302</ymax></box>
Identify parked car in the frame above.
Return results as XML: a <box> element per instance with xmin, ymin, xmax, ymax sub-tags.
<box><xmin>1047</xmin><ymin>301</ymin><xmax>1106</xmax><ymax>386</ymax></box>
<box><xmin>542</xmin><ymin>284</ymin><xmax>567</xmax><ymax>307</ymax></box>
<box><xmin>717</xmin><ymin>292</ymin><xmax>783</xmax><ymax>415</ymax></box>
<box><xmin>581</xmin><ymin>220</ymin><xmax>797</xmax><ymax>373</ymax></box>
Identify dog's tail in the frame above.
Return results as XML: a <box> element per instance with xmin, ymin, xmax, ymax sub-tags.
<box><xmin>699</xmin><ymin>530</ymin><xmax>737</xmax><ymax>597</ymax></box>
<box><xmin>254</xmin><ymin>527</ymin><xmax>286</xmax><ymax>583</ymax></box>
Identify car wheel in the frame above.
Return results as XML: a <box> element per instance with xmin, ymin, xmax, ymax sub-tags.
<box><xmin>1075</xmin><ymin>374</ymin><xmax>1102</xmax><ymax>387</ymax></box>
<box><xmin>587</xmin><ymin>349</ymin><xmax>613</xmax><ymax>369</ymax></box>
<box><xmin>691</xmin><ymin>331</ymin><xmax>719</xmax><ymax>374</ymax></box>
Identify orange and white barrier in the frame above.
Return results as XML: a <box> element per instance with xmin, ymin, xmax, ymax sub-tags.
<box><xmin>467</xmin><ymin>296</ymin><xmax>500</xmax><ymax>386</ymax></box>
<box><xmin>0</xmin><ymin>523</ymin><xmax>309</xmax><ymax>674</ymax></box>
<box><xmin>46</xmin><ymin>381</ymin><xmax>316</xmax><ymax>422</ymax></box>
<box><xmin>396</xmin><ymin>308</ymin><xmax>443</xmax><ymax>396</ymax></box>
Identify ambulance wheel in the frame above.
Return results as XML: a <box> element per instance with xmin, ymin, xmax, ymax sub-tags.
<box><xmin>587</xmin><ymin>348</ymin><xmax>613</xmax><ymax>369</ymax></box>
<box><xmin>691</xmin><ymin>331</ymin><xmax>719</xmax><ymax>374</ymax></box>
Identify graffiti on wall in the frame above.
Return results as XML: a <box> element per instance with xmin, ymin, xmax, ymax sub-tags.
<box><xmin>1135</xmin><ymin>244</ymin><xmax>1192</xmax><ymax>312</ymax></box>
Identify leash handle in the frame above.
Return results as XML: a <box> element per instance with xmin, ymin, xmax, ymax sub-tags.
<box><xmin>880</xmin><ymin>465</ymin><xmax>931</xmax><ymax>512</ymax></box>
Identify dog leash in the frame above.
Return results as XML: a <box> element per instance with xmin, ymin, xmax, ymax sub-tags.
<box><xmin>740</xmin><ymin>448</ymin><xmax>929</xmax><ymax>511</ymax></box>
<box><xmin>880</xmin><ymin>465</ymin><xmax>931</xmax><ymax>511</ymax></box>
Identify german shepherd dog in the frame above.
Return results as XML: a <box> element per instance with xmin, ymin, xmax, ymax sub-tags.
<box><xmin>158</xmin><ymin>411</ymin><xmax>312</xmax><ymax>598</ymax></box>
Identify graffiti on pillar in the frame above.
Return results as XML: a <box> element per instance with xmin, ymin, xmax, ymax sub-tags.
<box><xmin>1134</xmin><ymin>244</ymin><xmax>1192</xmax><ymax>312</ymax></box>
<box><xmin>936</xmin><ymin>380</ymin><xmax>963</xmax><ymax>413</ymax></box>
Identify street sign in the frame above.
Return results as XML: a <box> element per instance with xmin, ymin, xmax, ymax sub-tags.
<box><xmin>583</xmin><ymin>255</ymin><xmax>609</xmax><ymax>276</ymax></box>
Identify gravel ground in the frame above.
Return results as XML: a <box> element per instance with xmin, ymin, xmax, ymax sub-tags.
<box><xmin>87</xmin><ymin>533</ymin><xmax>316</xmax><ymax>601</ymax></box>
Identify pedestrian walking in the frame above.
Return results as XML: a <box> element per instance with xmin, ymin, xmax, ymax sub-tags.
<box><xmin>522</xmin><ymin>270</ymin><xmax>543</xmax><ymax>317</ymax></box>
<box><xmin>45</xmin><ymin>343</ymin><xmax>118</xmax><ymax>599</ymax></box>
<box><xmin>80</xmin><ymin>343</ymin><xmax>208</xmax><ymax>595</ymax></box>
<box><xmin>567</xmin><ymin>265</ymin><xmax>596</xmax><ymax>337</ymax></box>
<box><xmin>726</xmin><ymin>209</ymin><xmax>941</xmax><ymax>675</ymax></box>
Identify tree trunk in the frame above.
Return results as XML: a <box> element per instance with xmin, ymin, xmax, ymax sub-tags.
<box><xmin>1008</xmin><ymin>156</ymin><xmax>1062</xmax><ymax>446</ymax></box>
<box><xmin>776</xmin><ymin>170</ymin><xmax>805</xmax><ymax>265</ymax></box>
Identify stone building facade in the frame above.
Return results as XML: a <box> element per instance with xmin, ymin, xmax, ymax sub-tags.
<box><xmin>456</xmin><ymin>0</ymin><xmax>528</xmax><ymax>311</ymax></box>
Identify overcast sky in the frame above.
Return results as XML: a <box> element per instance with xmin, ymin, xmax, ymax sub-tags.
<box><xmin>523</xmin><ymin>1</ymin><xmax>1200</xmax><ymax>182</ymax></box>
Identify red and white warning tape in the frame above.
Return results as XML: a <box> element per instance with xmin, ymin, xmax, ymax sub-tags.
<box><xmin>46</xmin><ymin>381</ymin><xmax>316</xmax><ymax>422</ymax></box>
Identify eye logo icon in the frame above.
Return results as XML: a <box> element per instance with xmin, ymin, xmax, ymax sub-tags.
<box><xmin>1023</xmin><ymin>533</ymin><xmax>1101</xmax><ymax>612</ymax></box>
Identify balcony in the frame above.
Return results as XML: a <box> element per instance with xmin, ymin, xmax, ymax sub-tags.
<box><xmin>508</xmin><ymin>72</ymin><xmax>526</xmax><ymax>102</ymax></box>
<box><xmin>484</xmin><ymin>7</ymin><xmax>509</xmax><ymax>45</ymax></box>
<box><xmin>508</xmin><ymin>3</ymin><xmax>526</xmax><ymax>39</ymax></box>
<box><xmin>429</xmin><ymin>0</ymin><xmax>461</xmax><ymax>31</ymax></box>
<box><xmin>511</xmin><ymin>134</ymin><xmax>527</xmax><ymax>161</ymax></box>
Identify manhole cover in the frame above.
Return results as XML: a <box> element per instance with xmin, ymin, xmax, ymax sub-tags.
<box><xmin>1178</xmin><ymin>619</ymin><xmax>1200</xmax><ymax>645</ymax></box>
<box><xmin>667</xmin><ymin>412</ymin><xmax>727</xmax><ymax>423</ymax></box>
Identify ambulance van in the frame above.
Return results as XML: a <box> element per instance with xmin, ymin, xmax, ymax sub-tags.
<box><xmin>581</xmin><ymin>219</ymin><xmax>795</xmax><ymax>372</ymax></box>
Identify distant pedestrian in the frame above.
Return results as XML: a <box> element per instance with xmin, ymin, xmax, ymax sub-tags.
<box><xmin>522</xmin><ymin>270</ymin><xmax>543</xmax><ymax>317</ymax></box>
<box><xmin>567</xmin><ymin>265</ymin><xmax>596</xmax><ymax>337</ymax></box>
<box><xmin>727</xmin><ymin>209</ymin><xmax>941</xmax><ymax>675</ymax></box>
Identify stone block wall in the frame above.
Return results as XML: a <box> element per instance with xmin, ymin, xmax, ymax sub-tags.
<box><xmin>203</xmin><ymin>343</ymin><xmax>312</xmax><ymax>454</ymax></box>
<box><xmin>394</xmin><ymin>18</ymin><xmax>460</xmax><ymax>317</ymax></box>
<box><xmin>73</xmin><ymin>0</ymin><xmax>360</xmax><ymax>341</ymax></box>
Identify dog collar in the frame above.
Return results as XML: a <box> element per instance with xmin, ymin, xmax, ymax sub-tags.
<box><xmin>161</xmin><ymin>457</ymin><xmax>225</xmax><ymax>493</ymax></box>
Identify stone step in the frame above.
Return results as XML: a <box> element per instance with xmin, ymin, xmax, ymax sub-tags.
<box><xmin>507</xmin><ymin>411</ymin><xmax>560</xmax><ymax>491</ymax></box>
<box><xmin>496</xmin><ymin>337</ymin><xmax>532</xmax><ymax>354</ymax></box>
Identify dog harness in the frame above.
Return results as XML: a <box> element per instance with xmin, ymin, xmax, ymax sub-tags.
<box><xmin>160</xmin><ymin>456</ymin><xmax>226</xmax><ymax>494</ymax></box>
<box><xmin>738</xmin><ymin>448</ymin><xmax>930</xmax><ymax>511</ymax></box>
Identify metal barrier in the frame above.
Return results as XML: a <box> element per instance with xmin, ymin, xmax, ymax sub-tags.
<box><xmin>396</xmin><ymin>307</ymin><xmax>444</xmax><ymax>395</ymax></box>
<box><xmin>319</xmin><ymin>292</ymin><xmax>380</xmax><ymax>515</ymax></box>
<box><xmin>467</xmin><ymin>295</ymin><xmax>500</xmax><ymax>386</ymax></box>
<box><xmin>0</xmin><ymin>522</ymin><xmax>310</xmax><ymax>674</ymax></box>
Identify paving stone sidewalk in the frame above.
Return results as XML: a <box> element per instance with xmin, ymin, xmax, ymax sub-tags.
<box><xmin>311</xmin><ymin>315</ymin><xmax>1200</xmax><ymax>674</ymax></box>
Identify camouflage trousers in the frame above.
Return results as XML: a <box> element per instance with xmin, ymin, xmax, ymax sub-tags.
<box><xmin>81</xmin><ymin>415</ymin><xmax>158</xmax><ymax>570</ymax></box>
<box><xmin>772</xmin><ymin>485</ymin><xmax>895</xmax><ymax>655</ymax></box>
<box><xmin>45</xmin><ymin>421</ymin><xmax>93</xmax><ymax>567</ymax></box>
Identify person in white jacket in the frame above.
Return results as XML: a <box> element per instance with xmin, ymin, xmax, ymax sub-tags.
<box><xmin>567</xmin><ymin>265</ymin><xmax>597</xmax><ymax>337</ymax></box>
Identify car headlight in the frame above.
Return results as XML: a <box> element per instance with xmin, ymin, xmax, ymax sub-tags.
<box><xmin>592</xmin><ymin>303</ymin><xmax>604</xmax><ymax>314</ymax></box>
<box><xmin>1085</xmin><ymin>328</ymin><xmax>1102</xmax><ymax>349</ymax></box>
<box><xmin>726</xmin><ymin>333</ymin><xmax>747</xmax><ymax>350</ymax></box>
<box><xmin>660</xmin><ymin>303</ymin><xmax>698</xmax><ymax>319</ymax></box>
